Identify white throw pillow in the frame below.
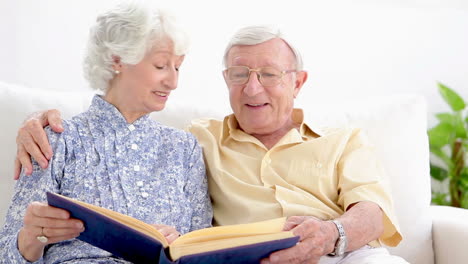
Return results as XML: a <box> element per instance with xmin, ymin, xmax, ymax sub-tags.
<box><xmin>0</xmin><ymin>81</ymin><xmax>93</xmax><ymax>226</ymax></box>
<box><xmin>303</xmin><ymin>95</ymin><xmax>433</xmax><ymax>264</ymax></box>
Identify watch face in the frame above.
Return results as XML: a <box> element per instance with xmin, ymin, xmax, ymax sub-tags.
<box><xmin>336</xmin><ymin>238</ymin><xmax>348</xmax><ymax>256</ymax></box>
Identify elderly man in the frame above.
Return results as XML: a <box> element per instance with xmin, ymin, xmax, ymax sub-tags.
<box><xmin>14</xmin><ymin>26</ymin><xmax>408</xmax><ymax>264</ymax></box>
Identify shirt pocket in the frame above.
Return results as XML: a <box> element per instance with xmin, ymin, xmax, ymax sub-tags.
<box><xmin>286</xmin><ymin>158</ymin><xmax>326</xmax><ymax>192</ymax></box>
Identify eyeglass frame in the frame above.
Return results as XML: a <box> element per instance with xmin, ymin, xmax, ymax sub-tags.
<box><xmin>223</xmin><ymin>66</ymin><xmax>297</xmax><ymax>86</ymax></box>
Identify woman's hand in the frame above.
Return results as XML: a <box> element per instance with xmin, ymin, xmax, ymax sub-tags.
<box><xmin>17</xmin><ymin>202</ymin><xmax>84</xmax><ymax>262</ymax></box>
<box><xmin>151</xmin><ymin>224</ymin><xmax>181</xmax><ymax>244</ymax></box>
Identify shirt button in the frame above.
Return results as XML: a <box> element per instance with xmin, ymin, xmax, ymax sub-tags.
<box><xmin>265</xmin><ymin>157</ymin><xmax>271</xmax><ymax>165</ymax></box>
<box><xmin>136</xmin><ymin>181</ymin><xmax>144</xmax><ymax>187</ymax></box>
<box><xmin>131</xmin><ymin>144</ymin><xmax>138</xmax><ymax>150</ymax></box>
<box><xmin>316</xmin><ymin>162</ymin><xmax>322</xmax><ymax>169</ymax></box>
<box><xmin>128</xmin><ymin>124</ymin><xmax>135</xmax><ymax>131</ymax></box>
<box><xmin>134</xmin><ymin>165</ymin><xmax>140</xmax><ymax>172</ymax></box>
<box><xmin>141</xmin><ymin>192</ymin><xmax>149</xmax><ymax>198</ymax></box>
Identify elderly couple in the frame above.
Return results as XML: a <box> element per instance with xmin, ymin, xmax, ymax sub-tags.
<box><xmin>0</xmin><ymin>1</ymin><xmax>408</xmax><ymax>264</ymax></box>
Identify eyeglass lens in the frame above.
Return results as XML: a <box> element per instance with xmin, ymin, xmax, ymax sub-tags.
<box><xmin>227</xmin><ymin>67</ymin><xmax>282</xmax><ymax>86</ymax></box>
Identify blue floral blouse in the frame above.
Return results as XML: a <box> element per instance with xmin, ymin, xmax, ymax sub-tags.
<box><xmin>0</xmin><ymin>95</ymin><xmax>213</xmax><ymax>263</ymax></box>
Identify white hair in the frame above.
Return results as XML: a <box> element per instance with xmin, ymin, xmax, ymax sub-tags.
<box><xmin>222</xmin><ymin>25</ymin><xmax>303</xmax><ymax>71</ymax></box>
<box><xmin>83</xmin><ymin>1</ymin><xmax>189</xmax><ymax>92</ymax></box>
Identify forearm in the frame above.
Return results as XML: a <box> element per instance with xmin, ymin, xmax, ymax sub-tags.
<box><xmin>1</xmin><ymin>148</ymin><xmax>61</xmax><ymax>262</ymax></box>
<box><xmin>0</xmin><ymin>186</ymin><xmax>48</xmax><ymax>263</ymax></box>
<box><xmin>0</xmin><ymin>230</ymin><xmax>44</xmax><ymax>263</ymax></box>
<box><xmin>337</xmin><ymin>201</ymin><xmax>384</xmax><ymax>252</ymax></box>
<box><xmin>18</xmin><ymin>229</ymin><xmax>48</xmax><ymax>262</ymax></box>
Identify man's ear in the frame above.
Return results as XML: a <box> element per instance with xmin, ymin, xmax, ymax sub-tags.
<box><xmin>293</xmin><ymin>70</ymin><xmax>308</xmax><ymax>98</ymax></box>
<box><xmin>222</xmin><ymin>70</ymin><xmax>230</xmax><ymax>90</ymax></box>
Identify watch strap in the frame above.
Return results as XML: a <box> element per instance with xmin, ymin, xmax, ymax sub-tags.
<box><xmin>332</xmin><ymin>219</ymin><xmax>346</xmax><ymax>238</ymax></box>
<box><xmin>328</xmin><ymin>219</ymin><xmax>347</xmax><ymax>256</ymax></box>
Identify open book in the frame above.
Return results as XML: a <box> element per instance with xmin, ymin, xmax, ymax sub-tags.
<box><xmin>46</xmin><ymin>192</ymin><xmax>299</xmax><ymax>264</ymax></box>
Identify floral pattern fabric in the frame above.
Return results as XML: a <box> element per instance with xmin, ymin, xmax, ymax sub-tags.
<box><xmin>0</xmin><ymin>95</ymin><xmax>213</xmax><ymax>263</ymax></box>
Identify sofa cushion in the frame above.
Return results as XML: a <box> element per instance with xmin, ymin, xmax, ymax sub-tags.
<box><xmin>302</xmin><ymin>96</ymin><xmax>433</xmax><ymax>264</ymax></box>
<box><xmin>0</xmin><ymin>81</ymin><xmax>93</xmax><ymax>225</ymax></box>
<box><xmin>0</xmin><ymin>81</ymin><xmax>432</xmax><ymax>263</ymax></box>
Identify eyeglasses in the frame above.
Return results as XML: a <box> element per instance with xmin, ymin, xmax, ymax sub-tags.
<box><xmin>224</xmin><ymin>66</ymin><xmax>296</xmax><ymax>86</ymax></box>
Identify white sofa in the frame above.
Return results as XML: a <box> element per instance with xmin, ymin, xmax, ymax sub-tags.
<box><xmin>1</xmin><ymin>81</ymin><xmax>468</xmax><ymax>264</ymax></box>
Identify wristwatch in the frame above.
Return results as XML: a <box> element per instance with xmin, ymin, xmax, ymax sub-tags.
<box><xmin>328</xmin><ymin>219</ymin><xmax>347</xmax><ymax>256</ymax></box>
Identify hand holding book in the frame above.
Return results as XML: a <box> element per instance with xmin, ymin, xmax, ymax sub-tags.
<box><xmin>46</xmin><ymin>192</ymin><xmax>299</xmax><ymax>264</ymax></box>
<box><xmin>150</xmin><ymin>224</ymin><xmax>181</xmax><ymax>245</ymax></box>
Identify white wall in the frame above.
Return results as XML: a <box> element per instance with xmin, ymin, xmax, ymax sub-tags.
<box><xmin>1</xmin><ymin>0</ymin><xmax>468</xmax><ymax>127</ymax></box>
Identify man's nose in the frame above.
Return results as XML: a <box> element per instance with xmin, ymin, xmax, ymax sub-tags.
<box><xmin>243</xmin><ymin>71</ymin><xmax>264</xmax><ymax>96</ymax></box>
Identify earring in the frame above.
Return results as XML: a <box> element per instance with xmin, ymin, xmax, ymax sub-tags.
<box><xmin>114</xmin><ymin>70</ymin><xmax>120</xmax><ymax>75</ymax></box>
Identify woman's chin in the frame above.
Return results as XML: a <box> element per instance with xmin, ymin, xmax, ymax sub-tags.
<box><xmin>151</xmin><ymin>102</ymin><xmax>167</xmax><ymax>112</ymax></box>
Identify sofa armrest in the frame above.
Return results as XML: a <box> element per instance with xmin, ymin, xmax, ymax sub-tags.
<box><xmin>431</xmin><ymin>205</ymin><xmax>468</xmax><ymax>264</ymax></box>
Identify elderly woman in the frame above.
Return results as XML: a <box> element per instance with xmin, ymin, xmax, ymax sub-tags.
<box><xmin>0</xmin><ymin>2</ymin><xmax>212</xmax><ymax>263</ymax></box>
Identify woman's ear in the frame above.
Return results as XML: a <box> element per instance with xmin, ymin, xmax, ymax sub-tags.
<box><xmin>111</xmin><ymin>55</ymin><xmax>122</xmax><ymax>72</ymax></box>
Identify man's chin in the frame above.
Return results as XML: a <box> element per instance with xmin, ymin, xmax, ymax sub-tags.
<box><xmin>237</xmin><ymin>122</ymin><xmax>271</xmax><ymax>135</ymax></box>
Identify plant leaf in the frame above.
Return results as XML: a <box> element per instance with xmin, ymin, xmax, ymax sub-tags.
<box><xmin>435</xmin><ymin>112</ymin><xmax>467</xmax><ymax>139</ymax></box>
<box><xmin>428</xmin><ymin>123</ymin><xmax>455</xmax><ymax>148</ymax></box>
<box><xmin>460</xmin><ymin>170</ymin><xmax>468</xmax><ymax>189</ymax></box>
<box><xmin>461</xmin><ymin>194</ymin><xmax>468</xmax><ymax>209</ymax></box>
<box><xmin>460</xmin><ymin>182</ymin><xmax>468</xmax><ymax>209</ymax></box>
<box><xmin>454</xmin><ymin>113</ymin><xmax>468</xmax><ymax>138</ymax></box>
<box><xmin>431</xmin><ymin>192</ymin><xmax>450</xmax><ymax>206</ymax></box>
<box><xmin>460</xmin><ymin>175</ymin><xmax>468</xmax><ymax>208</ymax></box>
<box><xmin>448</xmin><ymin>172</ymin><xmax>455</xmax><ymax>180</ymax></box>
<box><xmin>435</xmin><ymin>112</ymin><xmax>457</xmax><ymax>123</ymax></box>
<box><xmin>430</xmin><ymin>164</ymin><xmax>449</xmax><ymax>181</ymax></box>
<box><xmin>430</xmin><ymin>147</ymin><xmax>454</xmax><ymax>169</ymax></box>
<box><xmin>438</xmin><ymin>83</ymin><xmax>466</xmax><ymax>112</ymax></box>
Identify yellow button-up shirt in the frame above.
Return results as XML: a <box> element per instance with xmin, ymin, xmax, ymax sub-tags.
<box><xmin>189</xmin><ymin>109</ymin><xmax>402</xmax><ymax>247</ymax></box>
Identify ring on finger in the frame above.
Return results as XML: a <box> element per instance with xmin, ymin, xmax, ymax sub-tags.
<box><xmin>36</xmin><ymin>227</ymin><xmax>48</xmax><ymax>243</ymax></box>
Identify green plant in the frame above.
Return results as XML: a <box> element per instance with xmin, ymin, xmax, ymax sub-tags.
<box><xmin>428</xmin><ymin>83</ymin><xmax>468</xmax><ymax>208</ymax></box>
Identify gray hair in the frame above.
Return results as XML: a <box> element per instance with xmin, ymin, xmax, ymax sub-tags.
<box><xmin>222</xmin><ymin>25</ymin><xmax>303</xmax><ymax>71</ymax></box>
<box><xmin>83</xmin><ymin>1</ymin><xmax>189</xmax><ymax>92</ymax></box>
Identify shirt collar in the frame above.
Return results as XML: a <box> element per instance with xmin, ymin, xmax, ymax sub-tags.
<box><xmin>293</xmin><ymin>109</ymin><xmax>322</xmax><ymax>138</ymax></box>
<box><xmin>226</xmin><ymin>108</ymin><xmax>321</xmax><ymax>148</ymax></box>
<box><xmin>87</xmin><ymin>95</ymin><xmax>150</xmax><ymax>132</ymax></box>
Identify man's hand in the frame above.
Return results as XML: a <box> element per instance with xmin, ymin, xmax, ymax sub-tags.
<box><xmin>261</xmin><ymin>216</ymin><xmax>337</xmax><ymax>264</ymax></box>
<box><xmin>14</xmin><ymin>109</ymin><xmax>64</xmax><ymax>179</ymax></box>
<box><xmin>261</xmin><ymin>202</ymin><xmax>384</xmax><ymax>264</ymax></box>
